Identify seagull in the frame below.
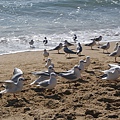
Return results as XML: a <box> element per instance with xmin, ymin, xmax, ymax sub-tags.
<box><xmin>50</xmin><ymin>43</ymin><xmax>63</xmax><ymax>54</ymax></box>
<box><xmin>31</xmin><ymin>65</ymin><xmax>55</xmax><ymax>77</ymax></box>
<box><xmin>59</xmin><ymin>65</ymin><xmax>81</xmax><ymax>81</ymax></box>
<box><xmin>43</xmin><ymin>49</ymin><xmax>49</xmax><ymax>60</ymax></box>
<box><xmin>64</xmin><ymin>40</ymin><xmax>74</xmax><ymax>47</ymax></box>
<box><xmin>78</xmin><ymin>60</ymin><xmax>85</xmax><ymax>73</ymax></box>
<box><xmin>85</xmin><ymin>40</ymin><xmax>96</xmax><ymax>50</ymax></box>
<box><xmin>108</xmin><ymin>64</ymin><xmax>120</xmax><ymax>69</ymax></box>
<box><xmin>29</xmin><ymin>39</ymin><xmax>35</xmax><ymax>48</ymax></box>
<box><xmin>114</xmin><ymin>42</ymin><xmax>119</xmax><ymax>51</ymax></box>
<box><xmin>76</xmin><ymin>42</ymin><xmax>82</xmax><ymax>56</ymax></box>
<box><xmin>43</xmin><ymin>37</ymin><xmax>48</xmax><ymax>45</ymax></box>
<box><xmin>45</xmin><ymin>58</ymin><xmax>54</xmax><ymax>68</ymax></box>
<box><xmin>0</xmin><ymin>77</ymin><xmax>25</xmax><ymax>98</ymax></box>
<box><xmin>98</xmin><ymin>42</ymin><xmax>110</xmax><ymax>53</ymax></box>
<box><xmin>91</xmin><ymin>36</ymin><xmax>102</xmax><ymax>44</ymax></box>
<box><xmin>36</xmin><ymin>72</ymin><xmax>57</xmax><ymax>89</ymax></box>
<box><xmin>100</xmin><ymin>67</ymin><xmax>120</xmax><ymax>81</ymax></box>
<box><xmin>109</xmin><ymin>45</ymin><xmax>120</xmax><ymax>62</ymax></box>
<box><xmin>73</xmin><ymin>34</ymin><xmax>77</xmax><ymax>43</ymax></box>
<box><xmin>63</xmin><ymin>45</ymin><xmax>76</xmax><ymax>58</ymax></box>
<box><xmin>30</xmin><ymin>66</ymin><xmax>55</xmax><ymax>85</ymax></box>
<box><xmin>13</xmin><ymin>67</ymin><xmax>23</xmax><ymax>75</ymax></box>
<box><xmin>83</xmin><ymin>56</ymin><xmax>91</xmax><ymax>69</ymax></box>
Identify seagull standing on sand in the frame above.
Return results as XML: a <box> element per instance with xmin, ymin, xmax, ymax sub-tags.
<box><xmin>45</xmin><ymin>58</ymin><xmax>54</xmax><ymax>68</ymax></box>
<box><xmin>109</xmin><ymin>45</ymin><xmax>120</xmax><ymax>62</ymax></box>
<box><xmin>30</xmin><ymin>65</ymin><xmax>55</xmax><ymax>85</ymax></box>
<box><xmin>114</xmin><ymin>42</ymin><xmax>119</xmax><ymax>51</ymax></box>
<box><xmin>98</xmin><ymin>42</ymin><xmax>110</xmax><ymax>53</ymax></box>
<box><xmin>100</xmin><ymin>67</ymin><xmax>120</xmax><ymax>81</ymax></box>
<box><xmin>85</xmin><ymin>40</ymin><xmax>96</xmax><ymax>50</ymax></box>
<box><xmin>83</xmin><ymin>56</ymin><xmax>91</xmax><ymax>69</ymax></box>
<box><xmin>59</xmin><ymin>65</ymin><xmax>81</xmax><ymax>81</ymax></box>
<box><xmin>0</xmin><ymin>77</ymin><xmax>25</xmax><ymax>98</ymax></box>
<box><xmin>36</xmin><ymin>72</ymin><xmax>57</xmax><ymax>89</ymax></box>
<box><xmin>31</xmin><ymin>65</ymin><xmax>55</xmax><ymax>77</ymax></box>
<box><xmin>92</xmin><ymin>36</ymin><xmax>102</xmax><ymax>44</ymax></box>
<box><xmin>76</xmin><ymin>42</ymin><xmax>82</xmax><ymax>56</ymax></box>
<box><xmin>43</xmin><ymin>49</ymin><xmax>49</xmax><ymax>60</ymax></box>
<box><xmin>63</xmin><ymin>45</ymin><xmax>76</xmax><ymax>58</ymax></box>
<box><xmin>13</xmin><ymin>67</ymin><xmax>23</xmax><ymax>75</ymax></box>
<box><xmin>78</xmin><ymin>60</ymin><xmax>85</xmax><ymax>73</ymax></box>
<box><xmin>50</xmin><ymin>43</ymin><xmax>63</xmax><ymax>54</ymax></box>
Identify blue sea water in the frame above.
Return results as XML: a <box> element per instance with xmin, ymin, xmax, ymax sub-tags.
<box><xmin>0</xmin><ymin>0</ymin><xmax>120</xmax><ymax>54</ymax></box>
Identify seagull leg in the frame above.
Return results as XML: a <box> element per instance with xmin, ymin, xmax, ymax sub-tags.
<box><xmin>13</xmin><ymin>94</ymin><xmax>18</xmax><ymax>99</ymax></box>
<box><xmin>115</xmin><ymin>57</ymin><xmax>117</xmax><ymax>62</ymax></box>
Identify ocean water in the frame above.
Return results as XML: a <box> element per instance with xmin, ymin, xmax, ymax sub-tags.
<box><xmin>0</xmin><ymin>0</ymin><xmax>120</xmax><ymax>54</ymax></box>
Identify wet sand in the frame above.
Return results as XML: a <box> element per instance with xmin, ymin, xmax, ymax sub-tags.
<box><xmin>0</xmin><ymin>41</ymin><xmax>120</xmax><ymax>120</ymax></box>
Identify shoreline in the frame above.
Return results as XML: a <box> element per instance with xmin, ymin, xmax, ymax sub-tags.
<box><xmin>0</xmin><ymin>40</ymin><xmax>119</xmax><ymax>56</ymax></box>
<box><xmin>0</xmin><ymin>40</ymin><xmax>120</xmax><ymax>120</ymax></box>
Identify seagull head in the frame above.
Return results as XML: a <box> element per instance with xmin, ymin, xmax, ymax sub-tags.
<box><xmin>48</xmin><ymin>65</ymin><xmax>55</xmax><ymax>73</ymax></box>
<box><xmin>50</xmin><ymin>72</ymin><xmax>57</xmax><ymax>78</ymax></box>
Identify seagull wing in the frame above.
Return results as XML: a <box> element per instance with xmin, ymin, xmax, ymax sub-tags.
<box><xmin>109</xmin><ymin>51</ymin><xmax>117</xmax><ymax>57</ymax></box>
<box><xmin>0</xmin><ymin>80</ymin><xmax>15</xmax><ymax>89</ymax></box>
<box><xmin>64</xmin><ymin>47</ymin><xmax>76</xmax><ymax>54</ymax></box>
<box><xmin>38</xmin><ymin>80</ymin><xmax>50</xmax><ymax>87</ymax></box>
<box><xmin>30</xmin><ymin>75</ymin><xmax>50</xmax><ymax>85</ymax></box>
<box><xmin>11</xmin><ymin>73</ymin><xmax>23</xmax><ymax>82</ymax></box>
<box><xmin>59</xmin><ymin>72</ymin><xmax>77</xmax><ymax>80</ymax></box>
<box><xmin>31</xmin><ymin>71</ymin><xmax>49</xmax><ymax>77</ymax></box>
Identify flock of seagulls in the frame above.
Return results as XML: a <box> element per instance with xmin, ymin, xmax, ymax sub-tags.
<box><xmin>0</xmin><ymin>35</ymin><xmax>120</xmax><ymax>98</ymax></box>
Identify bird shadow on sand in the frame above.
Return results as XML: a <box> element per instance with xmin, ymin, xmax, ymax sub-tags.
<box><xmin>5</xmin><ymin>97</ymin><xmax>30</xmax><ymax>107</ymax></box>
<box><xmin>66</xmin><ymin>56</ymin><xmax>78</xmax><ymax>59</ymax></box>
<box><xmin>31</xmin><ymin>87</ymin><xmax>45</xmax><ymax>93</ymax></box>
<box><xmin>85</xmin><ymin>70</ymin><xmax>96</xmax><ymax>74</ymax></box>
<box><xmin>51</xmin><ymin>52</ymin><xmax>65</xmax><ymax>54</ymax></box>
<box><xmin>78</xmin><ymin>54</ymin><xmax>85</xmax><ymax>57</ymax></box>
<box><xmin>100</xmin><ymin>52</ymin><xmax>110</xmax><ymax>54</ymax></box>
<box><xmin>114</xmin><ymin>61</ymin><xmax>120</xmax><ymax>64</ymax></box>
<box><xmin>77</xmin><ymin>79</ymin><xmax>89</xmax><ymax>83</ymax></box>
<box><xmin>86</xmin><ymin>48</ymin><xmax>99</xmax><ymax>51</ymax></box>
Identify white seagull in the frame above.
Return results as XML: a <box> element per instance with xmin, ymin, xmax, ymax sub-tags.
<box><xmin>114</xmin><ymin>42</ymin><xmax>119</xmax><ymax>51</ymax></box>
<box><xmin>31</xmin><ymin>65</ymin><xmax>55</xmax><ymax>77</ymax></box>
<box><xmin>100</xmin><ymin>67</ymin><xmax>120</xmax><ymax>81</ymax></box>
<box><xmin>0</xmin><ymin>77</ymin><xmax>25</xmax><ymax>98</ymax></box>
<box><xmin>43</xmin><ymin>49</ymin><xmax>49</xmax><ymax>60</ymax></box>
<box><xmin>45</xmin><ymin>58</ymin><xmax>54</xmax><ymax>68</ymax></box>
<box><xmin>13</xmin><ymin>67</ymin><xmax>23</xmax><ymax>75</ymax></box>
<box><xmin>30</xmin><ymin>65</ymin><xmax>55</xmax><ymax>85</ymax></box>
<box><xmin>78</xmin><ymin>60</ymin><xmax>85</xmax><ymax>73</ymax></box>
<box><xmin>37</xmin><ymin>72</ymin><xmax>57</xmax><ymax>89</ymax></box>
<box><xmin>109</xmin><ymin>45</ymin><xmax>120</xmax><ymax>62</ymax></box>
<box><xmin>83</xmin><ymin>56</ymin><xmax>91</xmax><ymax>69</ymax></box>
<box><xmin>59</xmin><ymin>65</ymin><xmax>81</xmax><ymax>81</ymax></box>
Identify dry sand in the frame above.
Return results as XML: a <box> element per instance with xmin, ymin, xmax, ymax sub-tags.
<box><xmin>0</xmin><ymin>41</ymin><xmax>120</xmax><ymax>120</ymax></box>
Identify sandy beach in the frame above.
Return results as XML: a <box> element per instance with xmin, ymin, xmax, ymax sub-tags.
<box><xmin>0</xmin><ymin>41</ymin><xmax>120</xmax><ymax>120</ymax></box>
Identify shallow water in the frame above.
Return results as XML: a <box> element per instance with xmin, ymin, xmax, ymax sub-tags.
<box><xmin>0</xmin><ymin>0</ymin><xmax>120</xmax><ymax>54</ymax></box>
